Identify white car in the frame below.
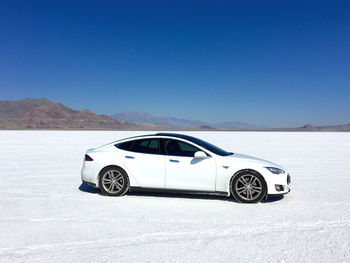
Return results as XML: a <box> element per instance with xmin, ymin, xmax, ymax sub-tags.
<box><xmin>81</xmin><ymin>133</ymin><xmax>290</xmax><ymax>203</ymax></box>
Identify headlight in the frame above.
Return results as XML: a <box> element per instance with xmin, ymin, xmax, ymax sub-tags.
<box><xmin>265</xmin><ymin>167</ymin><xmax>285</xmax><ymax>174</ymax></box>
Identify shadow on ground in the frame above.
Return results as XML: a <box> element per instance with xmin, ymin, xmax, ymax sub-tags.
<box><xmin>78</xmin><ymin>183</ymin><xmax>284</xmax><ymax>203</ymax></box>
<box><xmin>262</xmin><ymin>195</ymin><xmax>284</xmax><ymax>203</ymax></box>
<box><xmin>79</xmin><ymin>183</ymin><xmax>102</xmax><ymax>194</ymax></box>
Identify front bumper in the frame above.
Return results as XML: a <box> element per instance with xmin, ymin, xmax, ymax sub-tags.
<box><xmin>265</xmin><ymin>172</ymin><xmax>291</xmax><ymax>195</ymax></box>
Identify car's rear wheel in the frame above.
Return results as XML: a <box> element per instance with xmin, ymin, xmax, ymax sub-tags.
<box><xmin>231</xmin><ymin>171</ymin><xmax>266</xmax><ymax>203</ymax></box>
<box><xmin>99</xmin><ymin>166</ymin><xmax>129</xmax><ymax>196</ymax></box>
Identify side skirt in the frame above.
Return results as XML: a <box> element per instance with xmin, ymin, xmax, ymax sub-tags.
<box><xmin>129</xmin><ymin>187</ymin><xmax>229</xmax><ymax>197</ymax></box>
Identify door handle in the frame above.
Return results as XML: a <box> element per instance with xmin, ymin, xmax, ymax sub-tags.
<box><xmin>125</xmin><ymin>156</ymin><xmax>135</xmax><ymax>159</ymax></box>
<box><xmin>169</xmin><ymin>159</ymin><xmax>179</xmax><ymax>163</ymax></box>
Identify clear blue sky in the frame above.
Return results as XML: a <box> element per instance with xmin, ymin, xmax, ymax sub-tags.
<box><xmin>0</xmin><ymin>0</ymin><xmax>349</xmax><ymax>127</ymax></box>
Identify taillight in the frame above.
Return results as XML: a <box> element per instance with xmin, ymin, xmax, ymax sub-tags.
<box><xmin>85</xmin><ymin>154</ymin><xmax>93</xmax><ymax>161</ymax></box>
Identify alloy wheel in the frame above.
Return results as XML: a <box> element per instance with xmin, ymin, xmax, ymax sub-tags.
<box><xmin>234</xmin><ymin>174</ymin><xmax>263</xmax><ymax>201</ymax></box>
<box><xmin>101</xmin><ymin>170</ymin><xmax>125</xmax><ymax>195</ymax></box>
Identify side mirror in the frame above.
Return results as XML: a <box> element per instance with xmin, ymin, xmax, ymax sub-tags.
<box><xmin>194</xmin><ymin>151</ymin><xmax>207</xmax><ymax>159</ymax></box>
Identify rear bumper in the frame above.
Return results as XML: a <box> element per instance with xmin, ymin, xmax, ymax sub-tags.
<box><xmin>81</xmin><ymin>161</ymin><xmax>100</xmax><ymax>187</ymax></box>
<box><xmin>82</xmin><ymin>180</ymin><xmax>97</xmax><ymax>188</ymax></box>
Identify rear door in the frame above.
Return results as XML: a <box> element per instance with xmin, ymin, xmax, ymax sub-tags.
<box><xmin>164</xmin><ymin>139</ymin><xmax>216</xmax><ymax>191</ymax></box>
<box><xmin>119</xmin><ymin>138</ymin><xmax>165</xmax><ymax>188</ymax></box>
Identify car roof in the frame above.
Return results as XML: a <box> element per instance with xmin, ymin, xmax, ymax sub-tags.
<box><xmin>97</xmin><ymin>133</ymin><xmax>204</xmax><ymax>151</ymax></box>
<box><xmin>113</xmin><ymin>133</ymin><xmax>232</xmax><ymax>156</ymax></box>
<box><xmin>117</xmin><ymin>133</ymin><xmax>194</xmax><ymax>143</ymax></box>
<box><xmin>155</xmin><ymin>133</ymin><xmax>198</xmax><ymax>141</ymax></box>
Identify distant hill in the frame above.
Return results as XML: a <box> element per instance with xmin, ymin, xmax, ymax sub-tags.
<box><xmin>216</xmin><ymin>123</ymin><xmax>350</xmax><ymax>132</ymax></box>
<box><xmin>111</xmin><ymin>111</ymin><xmax>209</xmax><ymax>127</ymax></box>
<box><xmin>214</xmin><ymin>121</ymin><xmax>266</xmax><ymax>129</ymax></box>
<box><xmin>0</xmin><ymin>98</ymin><xmax>167</xmax><ymax>130</ymax></box>
<box><xmin>246</xmin><ymin>123</ymin><xmax>350</xmax><ymax>132</ymax></box>
<box><xmin>0</xmin><ymin>98</ymin><xmax>53</xmax><ymax>118</ymax></box>
<box><xmin>294</xmin><ymin>123</ymin><xmax>350</xmax><ymax>132</ymax></box>
<box><xmin>110</xmin><ymin>111</ymin><xmax>261</xmax><ymax>129</ymax></box>
<box><xmin>0</xmin><ymin>98</ymin><xmax>349</xmax><ymax>131</ymax></box>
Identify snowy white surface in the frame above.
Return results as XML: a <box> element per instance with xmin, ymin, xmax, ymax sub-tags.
<box><xmin>0</xmin><ymin>131</ymin><xmax>350</xmax><ymax>263</ymax></box>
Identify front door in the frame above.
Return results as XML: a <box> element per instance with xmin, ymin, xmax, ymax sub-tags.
<box><xmin>164</xmin><ymin>139</ymin><xmax>216</xmax><ymax>191</ymax></box>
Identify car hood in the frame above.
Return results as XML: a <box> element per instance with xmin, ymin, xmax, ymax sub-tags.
<box><xmin>225</xmin><ymin>153</ymin><xmax>284</xmax><ymax>169</ymax></box>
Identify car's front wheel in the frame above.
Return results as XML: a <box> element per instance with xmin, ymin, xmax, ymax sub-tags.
<box><xmin>99</xmin><ymin>166</ymin><xmax>129</xmax><ymax>196</ymax></box>
<box><xmin>231</xmin><ymin>171</ymin><xmax>266</xmax><ymax>203</ymax></box>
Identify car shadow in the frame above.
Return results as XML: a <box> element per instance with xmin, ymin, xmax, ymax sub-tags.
<box><xmin>78</xmin><ymin>183</ymin><xmax>103</xmax><ymax>195</ymax></box>
<box><xmin>78</xmin><ymin>183</ymin><xmax>234</xmax><ymax>201</ymax></box>
<box><xmin>78</xmin><ymin>183</ymin><xmax>284</xmax><ymax>203</ymax></box>
<box><xmin>128</xmin><ymin>191</ymin><xmax>235</xmax><ymax>202</ymax></box>
<box><xmin>262</xmin><ymin>195</ymin><xmax>284</xmax><ymax>203</ymax></box>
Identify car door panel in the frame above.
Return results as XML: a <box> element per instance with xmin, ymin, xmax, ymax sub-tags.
<box><xmin>119</xmin><ymin>138</ymin><xmax>165</xmax><ymax>188</ymax></box>
<box><xmin>165</xmin><ymin>156</ymin><xmax>216</xmax><ymax>191</ymax></box>
<box><xmin>163</xmin><ymin>139</ymin><xmax>216</xmax><ymax>191</ymax></box>
<box><xmin>122</xmin><ymin>152</ymin><xmax>165</xmax><ymax>188</ymax></box>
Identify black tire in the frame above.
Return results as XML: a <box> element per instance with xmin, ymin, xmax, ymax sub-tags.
<box><xmin>231</xmin><ymin>170</ymin><xmax>267</xmax><ymax>203</ymax></box>
<box><xmin>99</xmin><ymin>166</ymin><xmax>129</xmax><ymax>196</ymax></box>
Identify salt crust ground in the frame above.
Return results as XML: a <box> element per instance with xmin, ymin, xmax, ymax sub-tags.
<box><xmin>0</xmin><ymin>131</ymin><xmax>349</xmax><ymax>263</ymax></box>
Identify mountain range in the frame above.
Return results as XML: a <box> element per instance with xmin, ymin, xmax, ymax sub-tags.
<box><xmin>0</xmin><ymin>98</ymin><xmax>166</xmax><ymax>130</ymax></box>
<box><xmin>110</xmin><ymin>112</ymin><xmax>264</xmax><ymax>129</ymax></box>
<box><xmin>0</xmin><ymin>98</ymin><xmax>349</xmax><ymax>131</ymax></box>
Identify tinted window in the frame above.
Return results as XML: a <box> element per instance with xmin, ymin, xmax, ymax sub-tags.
<box><xmin>193</xmin><ymin>139</ymin><xmax>231</xmax><ymax>156</ymax></box>
<box><xmin>116</xmin><ymin>140</ymin><xmax>134</xmax><ymax>151</ymax></box>
<box><xmin>130</xmin><ymin>139</ymin><xmax>160</xmax><ymax>154</ymax></box>
<box><xmin>157</xmin><ymin>133</ymin><xmax>232</xmax><ymax>156</ymax></box>
<box><xmin>165</xmin><ymin>139</ymin><xmax>200</xmax><ymax>157</ymax></box>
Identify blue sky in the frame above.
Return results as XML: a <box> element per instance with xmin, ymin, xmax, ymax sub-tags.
<box><xmin>0</xmin><ymin>0</ymin><xmax>349</xmax><ymax>127</ymax></box>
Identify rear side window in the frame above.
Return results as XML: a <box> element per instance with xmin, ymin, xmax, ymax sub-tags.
<box><xmin>116</xmin><ymin>140</ymin><xmax>134</xmax><ymax>151</ymax></box>
<box><xmin>130</xmin><ymin>139</ymin><xmax>160</xmax><ymax>154</ymax></box>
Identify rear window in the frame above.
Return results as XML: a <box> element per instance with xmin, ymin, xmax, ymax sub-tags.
<box><xmin>116</xmin><ymin>140</ymin><xmax>134</xmax><ymax>151</ymax></box>
<box><xmin>116</xmin><ymin>139</ymin><xmax>161</xmax><ymax>154</ymax></box>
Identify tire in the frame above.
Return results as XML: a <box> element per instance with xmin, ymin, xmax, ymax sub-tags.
<box><xmin>231</xmin><ymin>171</ymin><xmax>267</xmax><ymax>203</ymax></box>
<box><xmin>99</xmin><ymin>166</ymin><xmax>129</xmax><ymax>196</ymax></box>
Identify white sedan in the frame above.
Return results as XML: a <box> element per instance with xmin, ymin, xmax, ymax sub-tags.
<box><xmin>81</xmin><ymin>133</ymin><xmax>290</xmax><ymax>203</ymax></box>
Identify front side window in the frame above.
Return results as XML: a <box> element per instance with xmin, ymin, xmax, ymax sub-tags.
<box><xmin>130</xmin><ymin>139</ymin><xmax>160</xmax><ymax>154</ymax></box>
<box><xmin>164</xmin><ymin>139</ymin><xmax>200</xmax><ymax>157</ymax></box>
